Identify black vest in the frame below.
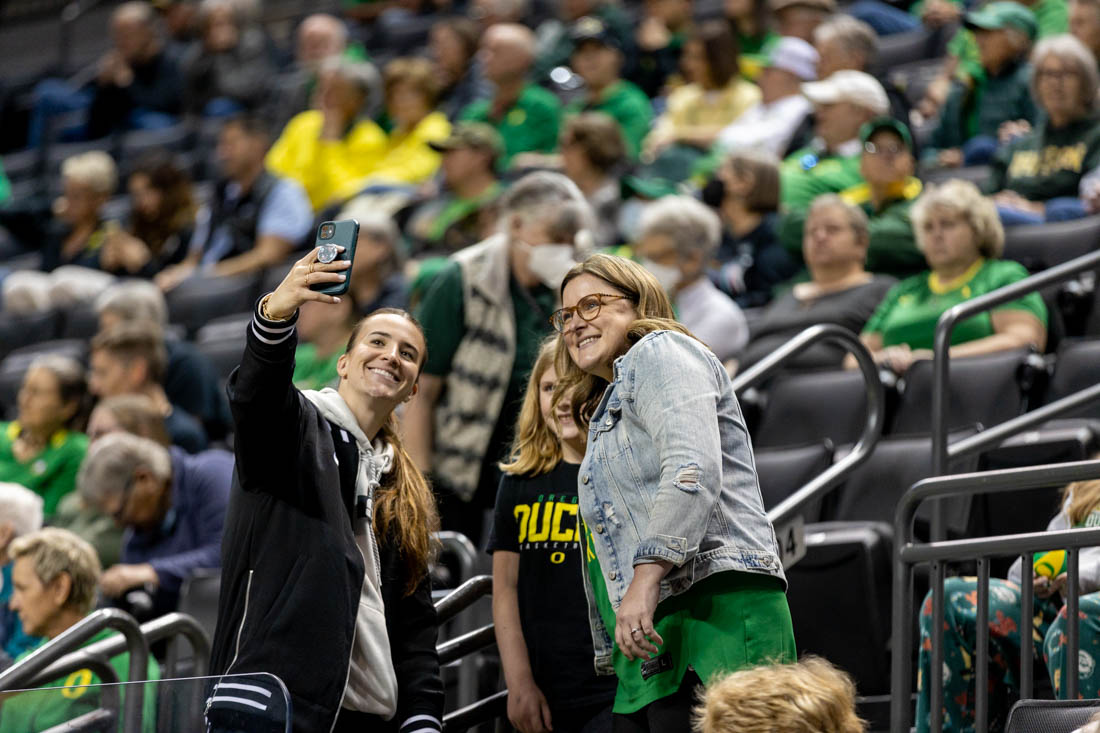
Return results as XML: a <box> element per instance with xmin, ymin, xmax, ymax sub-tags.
<box><xmin>205</xmin><ymin>171</ymin><xmax>279</xmax><ymax>260</ymax></box>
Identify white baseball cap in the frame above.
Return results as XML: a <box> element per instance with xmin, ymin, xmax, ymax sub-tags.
<box><xmin>801</xmin><ymin>70</ymin><xmax>889</xmax><ymax>116</ymax></box>
<box><xmin>764</xmin><ymin>36</ymin><xmax>819</xmax><ymax>82</ymax></box>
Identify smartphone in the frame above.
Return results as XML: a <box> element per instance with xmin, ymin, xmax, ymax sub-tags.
<box><xmin>310</xmin><ymin>219</ymin><xmax>359</xmax><ymax>296</ymax></box>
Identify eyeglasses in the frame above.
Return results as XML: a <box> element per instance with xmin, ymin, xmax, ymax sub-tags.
<box><xmin>863</xmin><ymin>141</ymin><xmax>906</xmax><ymax>157</ymax></box>
<box><xmin>549</xmin><ymin>293</ymin><xmax>632</xmax><ymax>333</ymax></box>
<box><xmin>1036</xmin><ymin>68</ymin><xmax>1077</xmax><ymax>83</ymax></box>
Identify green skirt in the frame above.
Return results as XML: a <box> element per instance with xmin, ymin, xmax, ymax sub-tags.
<box><xmin>587</xmin><ymin>550</ymin><xmax>796</xmax><ymax>713</ymax></box>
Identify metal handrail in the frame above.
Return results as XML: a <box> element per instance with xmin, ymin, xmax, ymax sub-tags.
<box><xmin>731</xmin><ymin>323</ymin><xmax>886</xmax><ymax>528</ymax></box>
<box><xmin>443</xmin><ymin>690</ymin><xmax>509</xmax><ymax>733</ymax></box>
<box><xmin>0</xmin><ymin>608</ymin><xmax>148</xmax><ymax>733</ymax></box>
<box><xmin>435</xmin><ymin>531</ymin><xmax>479</xmax><ymax>590</ymax></box>
<box><xmin>438</xmin><ymin>624</ymin><xmax>496</xmax><ymax>666</ymax></box>
<box><xmin>930</xmin><ymin>248</ymin><xmax>1100</xmax><ymax>539</ymax></box>
<box><xmin>890</xmin><ymin>459</ymin><xmax>1100</xmax><ymax>733</ymax></box>
<box><xmin>32</xmin><ymin>612</ymin><xmax>211</xmax><ymax>684</ymax></box>
<box><xmin>435</xmin><ymin>575</ymin><xmax>492</xmax><ymax>625</ymax></box>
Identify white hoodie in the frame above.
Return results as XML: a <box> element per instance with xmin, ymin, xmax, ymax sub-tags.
<box><xmin>302</xmin><ymin>387</ymin><xmax>399</xmax><ymax>720</ymax></box>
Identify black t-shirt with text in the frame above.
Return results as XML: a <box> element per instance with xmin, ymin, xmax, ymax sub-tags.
<box><xmin>488</xmin><ymin>461</ymin><xmax>618</xmax><ymax>709</ymax></box>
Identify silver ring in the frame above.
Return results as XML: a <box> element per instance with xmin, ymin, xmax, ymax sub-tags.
<box><xmin>317</xmin><ymin>244</ymin><xmax>339</xmax><ymax>264</ymax></box>
<box><xmin>630</xmin><ymin>628</ymin><xmax>640</xmax><ymax>636</ymax></box>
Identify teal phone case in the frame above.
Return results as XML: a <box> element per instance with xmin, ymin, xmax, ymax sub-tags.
<box><xmin>310</xmin><ymin>219</ymin><xmax>359</xmax><ymax>296</ymax></box>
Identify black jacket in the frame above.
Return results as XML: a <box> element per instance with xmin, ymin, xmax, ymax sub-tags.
<box><xmin>209</xmin><ymin>304</ymin><xmax>444</xmax><ymax>733</ymax></box>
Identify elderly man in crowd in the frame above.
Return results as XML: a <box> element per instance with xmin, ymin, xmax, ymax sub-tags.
<box><xmin>459</xmin><ymin>23</ymin><xmax>562</xmax><ymax>168</ymax></box>
<box><xmin>406</xmin><ymin>172</ymin><xmax>593</xmax><ymax>546</ymax></box>
<box><xmin>635</xmin><ymin>195</ymin><xmax>750</xmax><ymax>362</ymax></box>
<box><xmin>29</xmin><ymin>1</ymin><xmax>183</xmax><ymax>145</ymax></box>
<box><xmin>780</xmin><ymin>69</ymin><xmax>890</xmax><ymax>213</ymax></box>
<box><xmin>77</xmin><ymin>432</ymin><xmax>232</xmax><ymax>618</ymax></box>
<box><xmin>267</xmin><ymin>13</ymin><xmax>364</xmax><ymax>130</ymax></box>
<box><xmin>715</xmin><ymin>36</ymin><xmax>819</xmax><ymax>157</ymax></box>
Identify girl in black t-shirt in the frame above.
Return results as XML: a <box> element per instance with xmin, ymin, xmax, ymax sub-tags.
<box><xmin>488</xmin><ymin>339</ymin><xmax>617</xmax><ymax>733</ymax></box>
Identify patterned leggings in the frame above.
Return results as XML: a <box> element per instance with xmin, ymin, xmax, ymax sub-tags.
<box><xmin>915</xmin><ymin>577</ymin><xmax>1100</xmax><ymax>733</ymax></box>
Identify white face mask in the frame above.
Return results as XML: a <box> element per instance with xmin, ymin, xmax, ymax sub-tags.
<box><xmin>523</xmin><ymin>242</ymin><xmax>577</xmax><ymax>290</ymax></box>
<box><xmin>641</xmin><ymin>257</ymin><xmax>682</xmax><ymax>294</ymax></box>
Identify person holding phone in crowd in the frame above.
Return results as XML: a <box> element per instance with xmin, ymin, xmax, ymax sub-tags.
<box><xmin>490</xmin><ymin>338</ymin><xmax>618</xmax><ymax>733</ymax></box>
<box><xmin>551</xmin><ymin>253</ymin><xmax>795</xmax><ymax>733</ymax></box>
<box><xmin>209</xmin><ymin>241</ymin><xmax>444</xmax><ymax>733</ymax></box>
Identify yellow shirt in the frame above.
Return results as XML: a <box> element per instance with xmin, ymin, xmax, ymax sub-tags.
<box><xmin>266</xmin><ymin>110</ymin><xmax>387</xmax><ymax>211</ymax></box>
<box><xmin>367</xmin><ymin>111</ymin><xmax>452</xmax><ymax>186</ymax></box>
<box><xmin>648</xmin><ymin>78</ymin><xmax>762</xmax><ymax>145</ymax></box>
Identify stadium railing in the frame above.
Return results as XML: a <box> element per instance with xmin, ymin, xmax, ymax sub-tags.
<box><xmin>929</xmin><ymin>249</ymin><xmax>1100</xmax><ymax>540</ymax></box>
<box><xmin>731</xmin><ymin>323</ymin><xmax>886</xmax><ymax>564</ymax></box>
<box><xmin>889</xmin><ymin>459</ymin><xmax>1100</xmax><ymax>733</ymax></box>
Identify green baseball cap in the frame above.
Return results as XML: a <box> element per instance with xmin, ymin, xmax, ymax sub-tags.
<box><xmin>859</xmin><ymin>117</ymin><xmax>914</xmax><ymax>152</ymax></box>
<box><xmin>428</xmin><ymin>122</ymin><xmax>504</xmax><ymax>157</ymax></box>
<box><xmin>964</xmin><ymin>1</ymin><xmax>1038</xmax><ymax>40</ymax></box>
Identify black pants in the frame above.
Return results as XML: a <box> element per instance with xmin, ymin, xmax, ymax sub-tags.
<box><xmin>332</xmin><ymin>708</ymin><xmax>395</xmax><ymax>732</ymax></box>
<box><xmin>610</xmin><ymin>669</ymin><xmax>703</xmax><ymax>733</ymax></box>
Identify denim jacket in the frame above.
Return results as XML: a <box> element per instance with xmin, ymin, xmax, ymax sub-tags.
<box><xmin>577</xmin><ymin>330</ymin><xmax>785</xmax><ymax>673</ymax></box>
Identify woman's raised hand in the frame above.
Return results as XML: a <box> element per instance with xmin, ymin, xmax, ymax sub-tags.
<box><xmin>264</xmin><ymin>247</ymin><xmax>350</xmax><ymax>320</ymax></box>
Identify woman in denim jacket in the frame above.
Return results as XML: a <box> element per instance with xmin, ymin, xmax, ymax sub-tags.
<box><xmin>550</xmin><ymin>253</ymin><xmax>795</xmax><ymax>733</ymax></box>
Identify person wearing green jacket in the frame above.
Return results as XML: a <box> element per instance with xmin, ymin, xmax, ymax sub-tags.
<box><xmin>2</xmin><ymin>528</ymin><xmax>159</xmax><ymax>733</ymax></box>
<box><xmin>564</xmin><ymin>16</ymin><xmax>653</xmax><ymax>160</ymax></box>
<box><xmin>839</xmin><ymin>118</ymin><xmax>926</xmax><ymax>279</ymax></box>
<box><xmin>779</xmin><ymin>70</ymin><xmax>887</xmax><ymax>214</ymax></box>
<box><xmin>989</xmin><ymin>34</ymin><xmax>1100</xmax><ymax>224</ymax></box>
<box><xmin>926</xmin><ymin>2</ymin><xmax>1040</xmax><ymax>168</ymax></box>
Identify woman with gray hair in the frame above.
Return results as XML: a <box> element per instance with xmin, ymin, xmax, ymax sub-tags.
<box><xmin>0</xmin><ymin>483</ymin><xmax>44</xmax><ymax>663</ymax></box>
<box><xmin>635</xmin><ymin>195</ymin><xmax>749</xmax><ymax>361</ymax></box>
<box><xmin>990</xmin><ymin>34</ymin><xmax>1100</xmax><ymax>224</ymax></box>
<box><xmin>855</xmin><ymin>179</ymin><xmax>1047</xmax><ymax>375</ymax></box>
<box><xmin>0</xmin><ymin>528</ymin><xmax>159</xmax><ymax>730</ymax></box>
<box><xmin>0</xmin><ymin>355</ymin><xmax>90</xmax><ymax>518</ymax></box>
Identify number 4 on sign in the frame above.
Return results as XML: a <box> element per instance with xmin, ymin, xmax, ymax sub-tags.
<box><xmin>775</xmin><ymin>515</ymin><xmax>807</xmax><ymax>569</ymax></box>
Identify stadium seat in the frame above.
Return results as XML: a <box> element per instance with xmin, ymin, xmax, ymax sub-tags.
<box><xmin>0</xmin><ymin>308</ymin><xmax>60</xmax><ymax>360</ymax></box>
<box><xmin>832</xmin><ymin>433</ymin><xmax>979</xmax><ymax>534</ymax></box>
<box><xmin>178</xmin><ymin>568</ymin><xmax>221</xmax><ymax>643</ymax></box>
<box><xmin>195</xmin><ymin>313</ymin><xmax>252</xmax><ymax>382</ymax></box>
<box><xmin>871</xmin><ymin>27</ymin><xmax>938</xmax><ymax>75</ymax></box>
<box><xmin>1044</xmin><ymin>338</ymin><xmax>1100</xmax><ymax>421</ymax></box>
<box><xmin>972</xmin><ymin>419</ymin><xmax>1098</xmax><ymax>574</ymax></box>
<box><xmin>0</xmin><ymin>338</ymin><xmax>86</xmax><ymax>418</ymax></box>
<box><xmin>753</xmin><ymin>369</ymin><xmax>872</xmax><ymax>449</ymax></box>
<box><xmin>1005</xmin><ymin>699</ymin><xmax>1100</xmax><ymax>733</ymax></box>
<box><xmin>890</xmin><ymin>349</ymin><xmax>1034</xmax><ymax>435</ymax></box>
<box><xmin>1002</xmin><ymin>215</ymin><xmax>1100</xmax><ymax>273</ymax></box>
<box><xmin>919</xmin><ymin>164</ymin><xmax>991</xmax><ymax>189</ymax></box>
<box><xmin>1</xmin><ymin>146</ymin><xmax>41</xmax><ymax>182</ymax></box>
<box><xmin>754</xmin><ymin>441</ymin><xmax>834</xmax><ymax>521</ymax></box>
<box><xmin>165</xmin><ymin>274</ymin><xmax>261</xmax><ymax>336</ymax></box>
<box><xmin>58</xmin><ymin>303</ymin><xmax>101</xmax><ymax>340</ymax></box>
<box><xmin>785</xmin><ymin>521</ymin><xmax>893</xmax><ymax>696</ymax></box>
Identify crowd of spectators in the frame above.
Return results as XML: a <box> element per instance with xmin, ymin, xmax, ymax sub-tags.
<box><xmin>0</xmin><ymin>0</ymin><xmax>1098</xmax><ymax>727</ymax></box>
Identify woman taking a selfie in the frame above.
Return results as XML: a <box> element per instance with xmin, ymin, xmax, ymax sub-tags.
<box><xmin>209</xmin><ymin>244</ymin><xmax>444</xmax><ymax>733</ymax></box>
<box><xmin>551</xmin><ymin>253</ymin><xmax>794</xmax><ymax>733</ymax></box>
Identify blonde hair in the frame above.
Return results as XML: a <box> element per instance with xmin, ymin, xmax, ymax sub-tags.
<box><xmin>500</xmin><ymin>338</ymin><xmax>562</xmax><ymax>477</ymax></box>
<box><xmin>911</xmin><ymin>179</ymin><xmax>1005</xmax><ymax>259</ymax></box>
<box><xmin>694</xmin><ymin>657</ymin><xmax>867</xmax><ymax>733</ymax></box>
<box><xmin>553</xmin><ymin>253</ymin><xmax>694</xmax><ymax>429</ymax></box>
<box><xmin>1063</xmin><ymin>456</ymin><xmax>1100</xmax><ymax>526</ymax></box>
<box><xmin>9</xmin><ymin>528</ymin><xmax>102</xmax><ymax>616</ymax></box>
<box><xmin>61</xmin><ymin>151</ymin><xmax>118</xmax><ymax>196</ymax></box>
